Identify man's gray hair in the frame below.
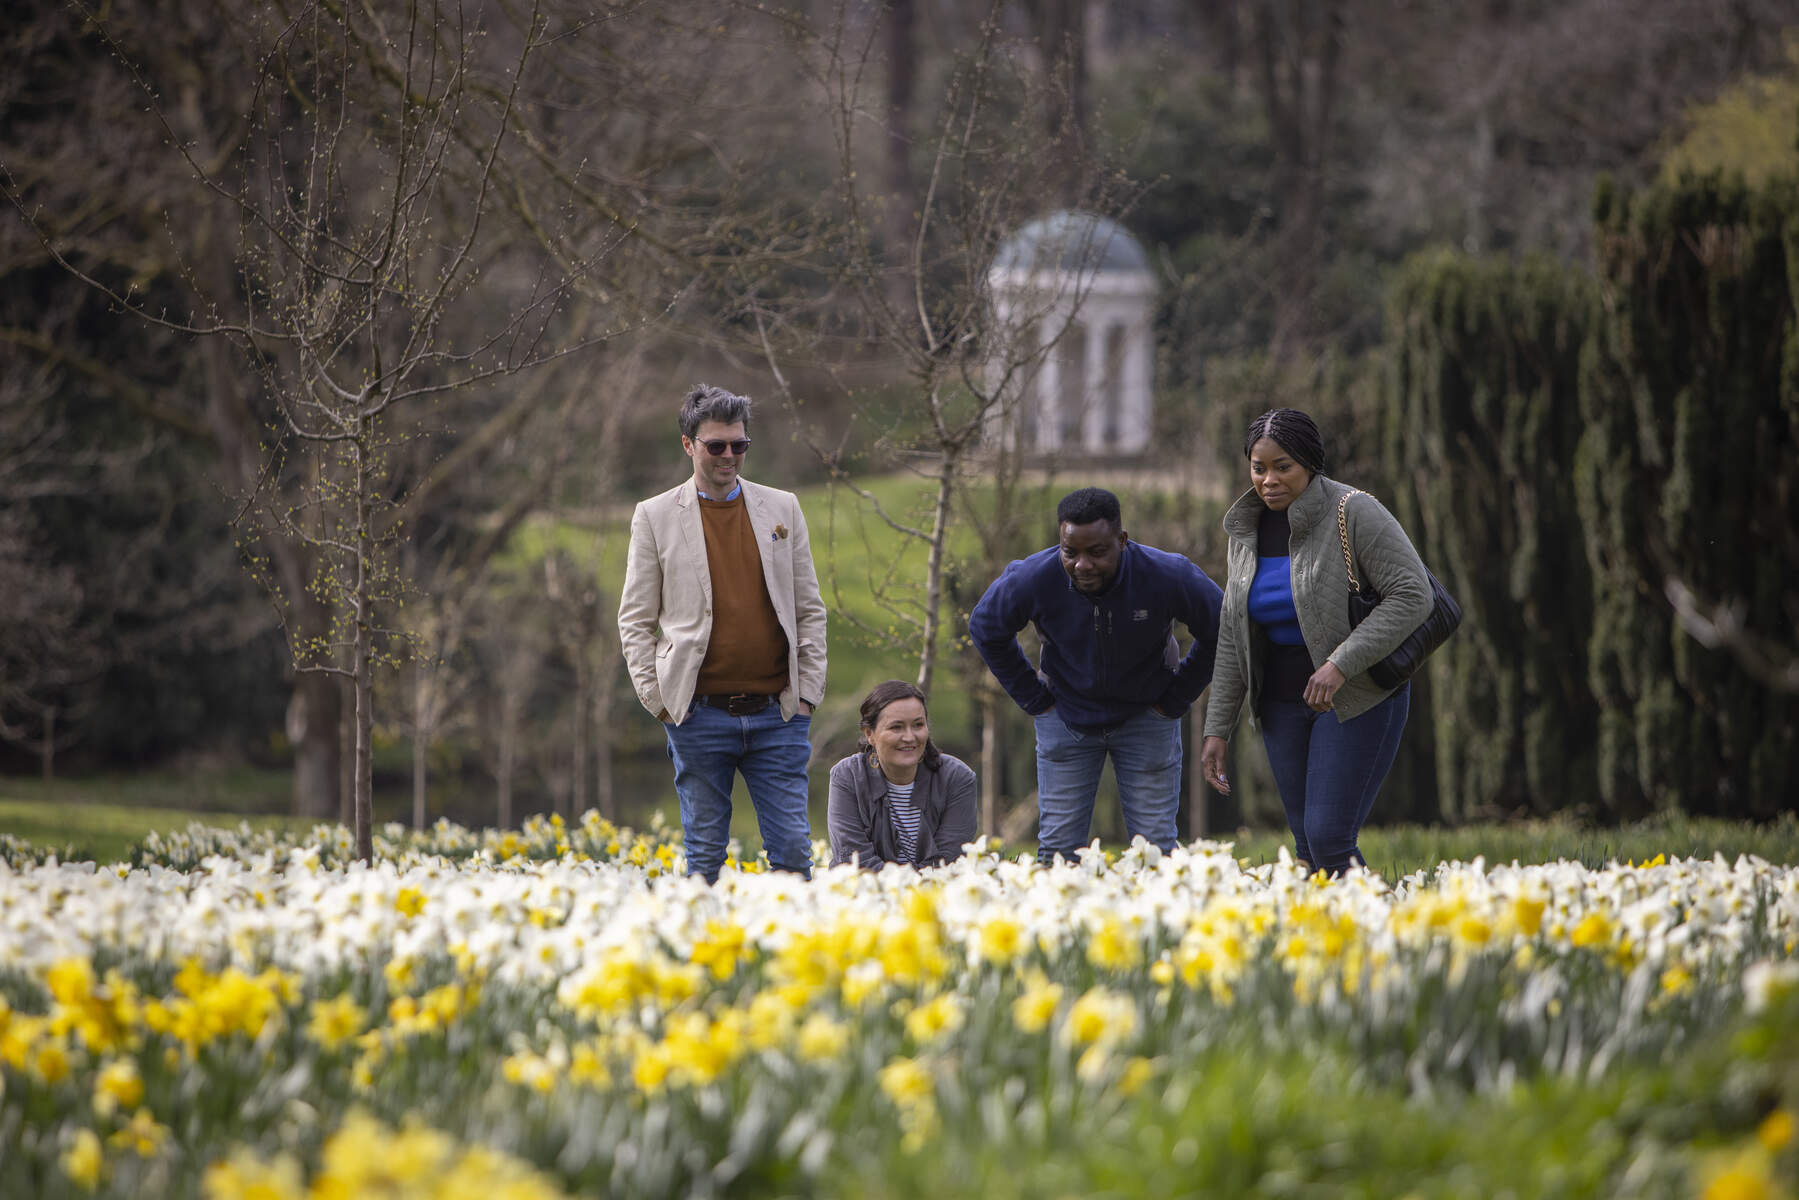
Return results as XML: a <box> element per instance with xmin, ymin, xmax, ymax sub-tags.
<box><xmin>679</xmin><ymin>384</ymin><xmax>753</xmax><ymax>439</ymax></box>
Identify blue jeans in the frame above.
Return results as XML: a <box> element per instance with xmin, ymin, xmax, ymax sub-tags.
<box><xmin>1033</xmin><ymin>706</ymin><xmax>1183</xmax><ymax>866</ymax></box>
<box><xmin>1259</xmin><ymin>684</ymin><xmax>1409</xmax><ymax>875</ymax></box>
<box><xmin>665</xmin><ymin>702</ymin><xmax>813</xmax><ymax>884</ymax></box>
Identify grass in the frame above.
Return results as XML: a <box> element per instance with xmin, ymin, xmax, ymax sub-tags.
<box><xmin>852</xmin><ymin>992</ymin><xmax>1799</xmax><ymax>1199</ymax></box>
<box><xmin>1219</xmin><ymin>812</ymin><xmax>1799</xmax><ymax>878</ymax></box>
<box><xmin>506</xmin><ymin>471</ymin><xmax>1196</xmax><ymax>742</ymax></box>
<box><xmin>0</xmin><ymin>765</ymin><xmax>294</xmax><ymax>814</ymax></box>
<box><xmin>0</xmin><ymin>795</ymin><xmax>315</xmax><ymax>864</ymax></box>
<box><xmin>4</xmin><ymin>762</ymin><xmax>1796</xmax><ymax>873</ymax></box>
<box><xmin>509</xmin><ymin>473</ymin><xmax>992</xmax><ymax>735</ymax></box>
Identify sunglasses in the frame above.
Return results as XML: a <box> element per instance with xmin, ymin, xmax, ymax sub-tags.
<box><xmin>696</xmin><ymin>437</ymin><xmax>751</xmax><ymax>456</ymax></box>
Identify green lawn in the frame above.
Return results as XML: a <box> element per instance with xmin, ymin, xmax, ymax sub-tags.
<box><xmin>0</xmin><ymin>764</ymin><xmax>295</xmax><ymax>813</ymax></box>
<box><xmin>1220</xmin><ymin>812</ymin><xmax>1799</xmax><ymax>877</ymax></box>
<box><xmin>0</xmin><ymin>794</ymin><xmax>317</xmax><ymax>864</ymax></box>
<box><xmin>507</xmin><ymin>472</ymin><xmax>1180</xmax><ymax>740</ymax></box>
<box><xmin>511</xmin><ymin>474</ymin><xmax>989</xmax><ymax>736</ymax></box>
<box><xmin>4</xmin><ymin>762</ymin><xmax>1795</xmax><ymax>873</ymax></box>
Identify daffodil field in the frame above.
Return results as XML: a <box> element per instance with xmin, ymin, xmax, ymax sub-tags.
<box><xmin>2</xmin><ymin>813</ymin><xmax>1796</xmax><ymax>1198</ymax></box>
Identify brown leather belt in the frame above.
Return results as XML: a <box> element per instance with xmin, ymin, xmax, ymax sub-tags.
<box><xmin>695</xmin><ymin>693</ymin><xmax>774</xmax><ymax>716</ymax></box>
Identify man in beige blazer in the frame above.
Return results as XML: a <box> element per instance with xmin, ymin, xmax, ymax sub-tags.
<box><xmin>618</xmin><ymin>384</ymin><xmax>827</xmax><ymax>883</ymax></box>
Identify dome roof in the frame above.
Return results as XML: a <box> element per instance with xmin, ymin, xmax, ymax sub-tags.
<box><xmin>991</xmin><ymin>210</ymin><xmax>1151</xmax><ymax>275</ymax></box>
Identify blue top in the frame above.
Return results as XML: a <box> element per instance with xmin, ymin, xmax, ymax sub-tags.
<box><xmin>1249</xmin><ymin>557</ymin><xmax>1304</xmax><ymax>645</ymax></box>
<box><xmin>968</xmin><ymin>540</ymin><xmax>1224</xmax><ymax>730</ymax></box>
<box><xmin>1252</xmin><ymin>505</ymin><xmax>1313</xmax><ymax>703</ymax></box>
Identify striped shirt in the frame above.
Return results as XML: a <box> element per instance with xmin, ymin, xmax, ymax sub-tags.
<box><xmin>886</xmin><ymin>779</ymin><xmax>920</xmax><ymax>863</ymax></box>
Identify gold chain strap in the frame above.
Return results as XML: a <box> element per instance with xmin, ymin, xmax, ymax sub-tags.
<box><xmin>1337</xmin><ymin>489</ymin><xmax>1364</xmax><ymax>593</ymax></box>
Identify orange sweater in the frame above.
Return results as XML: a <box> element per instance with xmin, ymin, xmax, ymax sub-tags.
<box><xmin>695</xmin><ymin>493</ymin><xmax>789</xmax><ymax>695</ymax></box>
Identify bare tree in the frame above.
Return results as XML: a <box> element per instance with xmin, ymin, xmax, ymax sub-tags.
<box><xmin>4</xmin><ymin>0</ymin><xmax>339</xmax><ymax>816</ymax></box>
<box><xmin>403</xmin><ymin>601</ymin><xmax>475</xmax><ymax>832</ymax></box>
<box><xmin>1339</xmin><ymin>0</ymin><xmax>1799</xmax><ymax>261</ymax></box>
<box><xmin>0</xmin><ymin>347</ymin><xmax>98</xmax><ymax>775</ymax></box>
<box><xmin>0</xmin><ymin>296</ymin><xmax>232</xmax><ymax>778</ymax></box>
<box><xmin>1247</xmin><ymin>0</ymin><xmax>1345</xmax><ymax>352</ymax></box>
<box><xmin>395</xmin><ymin>353</ymin><xmax>610</xmax><ymax>829</ymax></box>
<box><xmin>5</xmin><ymin>0</ymin><xmax>633</xmax><ymax>858</ymax></box>
<box><xmin>470</xmin><ymin>578</ymin><xmax>552</xmax><ymax>831</ymax></box>
<box><xmin>740</xmin><ymin>2</ymin><xmax>1139</xmax><ymax>702</ymax></box>
<box><xmin>882</xmin><ymin>0</ymin><xmax>921</xmax><ymax>315</ymax></box>
<box><xmin>537</xmin><ymin>551</ymin><xmax>598</xmax><ymax>819</ymax></box>
<box><xmin>1020</xmin><ymin>0</ymin><xmax>1092</xmax><ymax>206</ymax></box>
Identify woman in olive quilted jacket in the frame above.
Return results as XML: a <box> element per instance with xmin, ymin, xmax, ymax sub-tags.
<box><xmin>1198</xmin><ymin>409</ymin><xmax>1432</xmax><ymax>875</ymax></box>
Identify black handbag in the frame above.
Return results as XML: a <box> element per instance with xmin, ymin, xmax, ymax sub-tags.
<box><xmin>1336</xmin><ymin>490</ymin><xmax>1462</xmax><ymax>690</ymax></box>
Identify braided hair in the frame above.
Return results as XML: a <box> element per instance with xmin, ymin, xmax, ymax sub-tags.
<box><xmin>1242</xmin><ymin>408</ymin><xmax>1326</xmax><ymax>476</ymax></box>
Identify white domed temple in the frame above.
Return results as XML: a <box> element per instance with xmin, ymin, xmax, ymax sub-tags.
<box><xmin>986</xmin><ymin>211</ymin><xmax>1159</xmax><ymax>457</ymax></box>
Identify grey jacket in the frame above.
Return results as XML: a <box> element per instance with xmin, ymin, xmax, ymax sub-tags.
<box><xmin>1204</xmin><ymin>474</ymin><xmax>1432</xmax><ymax>739</ymax></box>
<box><xmin>827</xmin><ymin>751</ymin><xmax>978</xmax><ymax>869</ymax></box>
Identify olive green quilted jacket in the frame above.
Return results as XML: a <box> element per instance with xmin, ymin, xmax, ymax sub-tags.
<box><xmin>1203</xmin><ymin>474</ymin><xmax>1432</xmax><ymax>739</ymax></box>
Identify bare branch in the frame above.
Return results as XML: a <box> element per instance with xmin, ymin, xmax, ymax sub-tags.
<box><xmin>1664</xmin><ymin>577</ymin><xmax>1799</xmax><ymax>693</ymax></box>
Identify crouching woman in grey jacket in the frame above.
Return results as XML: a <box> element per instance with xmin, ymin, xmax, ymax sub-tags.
<box><xmin>1198</xmin><ymin>409</ymin><xmax>1432</xmax><ymax>876</ymax></box>
<box><xmin>828</xmin><ymin>680</ymin><xmax>978</xmax><ymax>869</ymax></box>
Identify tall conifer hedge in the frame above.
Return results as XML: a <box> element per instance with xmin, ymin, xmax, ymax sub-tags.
<box><xmin>1383</xmin><ymin>251</ymin><xmax>1594</xmax><ymax>820</ymax></box>
<box><xmin>1578</xmin><ymin>173</ymin><xmax>1798</xmax><ymax>818</ymax></box>
<box><xmin>1381</xmin><ymin>172</ymin><xmax>1798</xmax><ymax>820</ymax></box>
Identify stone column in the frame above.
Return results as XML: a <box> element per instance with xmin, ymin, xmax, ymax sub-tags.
<box><xmin>1124</xmin><ymin>304</ymin><xmax>1153</xmax><ymax>453</ymax></box>
<box><xmin>1083</xmin><ymin>308</ymin><xmax>1108</xmax><ymax>452</ymax></box>
<box><xmin>1037</xmin><ymin>313</ymin><xmax>1061</xmax><ymax>451</ymax></box>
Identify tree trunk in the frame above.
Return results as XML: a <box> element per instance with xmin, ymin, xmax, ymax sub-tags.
<box><xmin>337</xmin><ymin>678</ymin><xmax>355</xmax><ymax>827</ymax></box>
<box><xmin>496</xmin><ymin>688</ymin><xmax>518</xmax><ymax>831</ymax></box>
<box><xmin>1188</xmin><ymin>704</ymin><xmax>1207</xmax><ymax>840</ymax></box>
<box><xmin>593</xmin><ymin>659</ymin><xmax>616</xmax><ymax>822</ymax></box>
<box><xmin>1029</xmin><ymin>0</ymin><xmax>1090</xmax><ymax>207</ymax></box>
<box><xmin>1193</xmin><ymin>0</ymin><xmax>1246</xmax><ymax>88</ymax></box>
<box><xmin>914</xmin><ymin>449</ymin><xmax>957</xmax><ymax>697</ymax></box>
<box><xmin>884</xmin><ymin>0</ymin><xmax>917</xmax><ymax>315</ymax></box>
<box><xmin>412</xmin><ymin>661</ymin><xmax>430</xmax><ymax>831</ymax></box>
<box><xmin>191</xmin><ymin>191</ymin><xmax>343</xmax><ymax>822</ymax></box>
<box><xmin>288</xmin><ymin>665</ymin><xmax>343</xmax><ymax>821</ymax></box>
<box><xmin>352</xmin><ymin>430</ymin><xmax>374</xmax><ymax>863</ymax></box>
<box><xmin>355</xmin><ymin>649</ymin><xmax>374</xmax><ymax>862</ymax></box>
<box><xmin>1252</xmin><ymin>0</ymin><xmax>1344</xmax><ymax>353</ymax></box>
<box><xmin>40</xmin><ymin>706</ymin><xmax>55</xmax><ymax>783</ymax></box>
<box><xmin>980</xmin><ymin>689</ymin><xmax>1000</xmax><ymax>838</ymax></box>
<box><xmin>1466</xmin><ymin>107</ymin><xmax>1493</xmax><ymax>254</ymax></box>
<box><xmin>569</xmin><ymin>660</ymin><xmax>590</xmax><ymax>820</ymax></box>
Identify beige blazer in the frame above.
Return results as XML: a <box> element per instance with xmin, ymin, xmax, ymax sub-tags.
<box><xmin>617</xmin><ymin>477</ymin><xmax>827</xmax><ymax>725</ymax></box>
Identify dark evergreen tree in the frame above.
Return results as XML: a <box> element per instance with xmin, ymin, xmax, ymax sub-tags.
<box><xmin>1576</xmin><ymin>172</ymin><xmax>1799</xmax><ymax>818</ymax></box>
<box><xmin>1382</xmin><ymin>250</ymin><xmax>1595</xmax><ymax>820</ymax></box>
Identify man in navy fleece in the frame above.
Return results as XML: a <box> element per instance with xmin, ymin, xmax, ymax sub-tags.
<box><xmin>970</xmin><ymin>487</ymin><xmax>1223</xmax><ymax>865</ymax></box>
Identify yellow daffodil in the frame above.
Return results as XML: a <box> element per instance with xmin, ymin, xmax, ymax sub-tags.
<box><xmin>1062</xmin><ymin>986</ymin><xmax>1138</xmax><ymax>1048</ymax></box>
<box><xmin>93</xmin><ymin>1058</ymin><xmax>143</xmax><ymax>1115</ymax></box>
<box><xmin>1759</xmin><ymin>1109</ymin><xmax>1796</xmax><ymax>1153</ymax></box>
<box><xmin>1012</xmin><ymin>972</ymin><xmax>1063</xmax><ymax>1034</ymax></box>
<box><xmin>1086</xmin><ymin>917</ymin><xmax>1143</xmax><ymax>971</ymax></box>
<box><xmin>109</xmin><ymin>1107</ymin><xmax>169</xmax><ymax>1158</ymax></box>
<box><xmin>394</xmin><ymin>886</ymin><xmax>427</xmax><ymax>917</ymax></box>
<box><xmin>978</xmin><ymin>916</ymin><xmax>1025</xmax><ymax>965</ymax></box>
<box><xmin>61</xmin><ymin>1128</ymin><xmax>104</xmax><ymax>1190</ymax></box>
<box><xmin>306</xmin><ymin>993</ymin><xmax>367</xmax><ymax>1050</ymax></box>
<box><xmin>796</xmin><ymin>1013</ymin><xmax>850</xmax><ymax>1062</ymax></box>
<box><xmin>902</xmin><ymin>992</ymin><xmax>964</xmax><ymax>1044</ymax></box>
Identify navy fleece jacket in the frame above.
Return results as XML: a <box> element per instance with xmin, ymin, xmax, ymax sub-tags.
<box><xmin>968</xmin><ymin>541</ymin><xmax>1224</xmax><ymax>731</ymax></box>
